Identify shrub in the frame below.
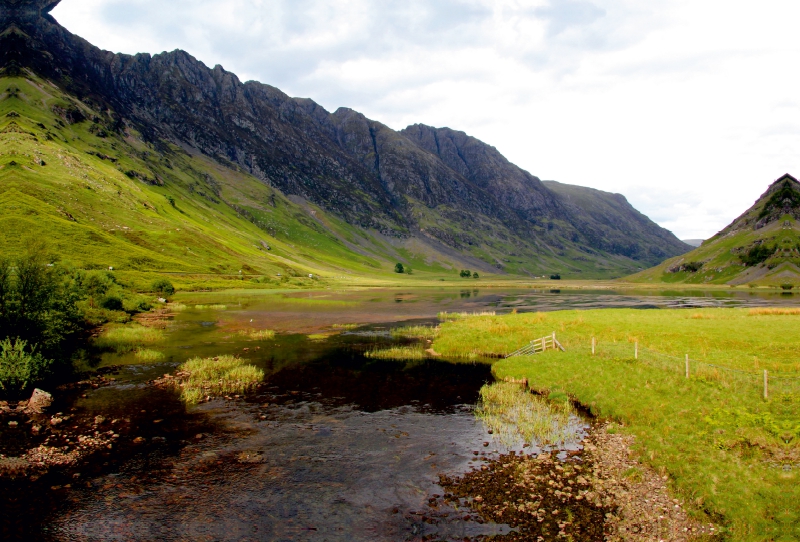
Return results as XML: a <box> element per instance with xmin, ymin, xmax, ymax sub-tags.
<box><xmin>550</xmin><ymin>273</ymin><xmax>561</xmax><ymax>280</ymax></box>
<box><xmin>405</xmin><ymin>266</ymin><xmax>413</xmax><ymax>275</ymax></box>
<box><xmin>741</xmin><ymin>245</ymin><xmax>774</xmax><ymax>267</ymax></box>
<box><xmin>460</xmin><ymin>269</ymin><xmax>472</xmax><ymax>278</ymax></box>
<box><xmin>394</xmin><ymin>263</ymin><xmax>405</xmax><ymax>274</ymax></box>
<box><xmin>473</xmin><ymin>272</ymin><xmax>480</xmax><ymax>279</ymax></box>
<box><xmin>0</xmin><ymin>339</ymin><xmax>51</xmax><ymax>393</ymax></box>
<box><xmin>100</xmin><ymin>295</ymin><xmax>124</xmax><ymax>311</ymax></box>
<box><xmin>151</xmin><ymin>278</ymin><xmax>175</xmax><ymax>296</ymax></box>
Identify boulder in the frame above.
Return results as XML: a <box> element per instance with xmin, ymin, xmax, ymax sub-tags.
<box><xmin>27</xmin><ymin>389</ymin><xmax>52</xmax><ymax>414</ymax></box>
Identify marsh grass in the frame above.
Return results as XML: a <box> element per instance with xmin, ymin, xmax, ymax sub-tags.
<box><xmin>475</xmin><ymin>382</ymin><xmax>577</xmax><ymax>446</ymax></box>
<box><xmin>168</xmin><ymin>303</ymin><xmax>188</xmax><ymax>312</ymax></box>
<box><xmin>178</xmin><ymin>355</ymin><xmax>264</xmax><ymax>404</ymax></box>
<box><xmin>438</xmin><ymin>311</ymin><xmax>496</xmax><ymax>321</ymax></box>
<box><xmin>434</xmin><ymin>308</ymin><xmax>800</xmax><ymax>536</ymax></box>
<box><xmin>749</xmin><ymin>307</ymin><xmax>800</xmax><ymax>315</ymax></box>
<box><xmin>390</xmin><ymin>325</ymin><xmax>439</xmax><ymax>340</ymax></box>
<box><xmin>134</xmin><ymin>349</ymin><xmax>165</xmax><ymax>362</ymax></box>
<box><xmin>307</xmin><ymin>333</ymin><xmax>330</xmax><ymax>341</ymax></box>
<box><xmin>238</xmin><ymin>329</ymin><xmax>276</xmax><ymax>341</ymax></box>
<box><xmin>94</xmin><ymin>324</ymin><xmax>165</xmax><ymax>353</ymax></box>
<box><xmin>365</xmin><ymin>345</ymin><xmax>428</xmax><ymax>360</ymax></box>
<box><xmin>194</xmin><ymin>304</ymin><xmax>227</xmax><ymax>310</ymax></box>
<box><xmin>331</xmin><ymin>323</ymin><xmax>361</xmax><ymax>330</ymax></box>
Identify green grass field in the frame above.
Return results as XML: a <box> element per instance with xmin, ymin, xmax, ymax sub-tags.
<box><xmin>433</xmin><ymin>308</ymin><xmax>799</xmax><ymax>540</ymax></box>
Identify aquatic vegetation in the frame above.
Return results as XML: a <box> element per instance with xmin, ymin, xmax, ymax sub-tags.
<box><xmin>475</xmin><ymin>382</ymin><xmax>577</xmax><ymax>446</ymax></box>
<box><xmin>134</xmin><ymin>349</ymin><xmax>165</xmax><ymax>362</ymax></box>
<box><xmin>307</xmin><ymin>334</ymin><xmax>330</xmax><ymax>341</ymax></box>
<box><xmin>93</xmin><ymin>324</ymin><xmax>165</xmax><ymax>353</ymax></box>
<box><xmin>365</xmin><ymin>345</ymin><xmax>428</xmax><ymax>360</ymax></box>
<box><xmin>178</xmin><ymin>355</ymin><xmax>264</xmax><ymax>404</ymax></box>
<box><xmin>390</xmin><ymin>325</ymin><xmax>439</xmax><ymax>339</ymax></box>
<box><xmin>168</xmin><ymin>303</ymin><xmax>188</xmax><ymax>312</ymax></box>
<box><xmin>194</xmin><ymin>304</ymin><xmax>228</xmax><ymax>310</ymax></box>
<box><xmin>238</xmin><ymin>329</ymin><xmax>276</xmax><ymax>341</ymax></box>
<box><xmin>331</xmin><ymin>323</ymin><xmax>361</xmax><ymax>330</ymax></box>
<box><xmin>437</xmin><ymin>311</ymin><xmax>496</xmax><ymax>321</ymax></box>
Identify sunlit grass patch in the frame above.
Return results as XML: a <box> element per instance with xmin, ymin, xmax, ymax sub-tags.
<box><xmin>238</xmin><ymin>329</ymin><xmax>276</xmax><ymax>341</ymax></box>
<box><xmin>365</xmin><ymin>345</ymin><xmax>428</xmax><ymax>360</ymax></box>
<box><xmin>168</xmin><ymin>303</ymin><xmax>188</xmax><ymax>312</ymax></box>
<box><xmin>307</xmin><ymin>333</ymin><xmax>330</xmax><ymax>341</ymax></box>
<box><xmin>438</xmin><ymin>311</ymin><xmax>496</xmax><ymax>321</ymax></box>
<box><xmin>134</xmin><ymin>349</ymin><xmax>165</xmax><ymax>362</ymax></box>
<box><xmin>94</xmin><ymin>324</ymin><xmax>165</xmax><ymax>353</ymax></box>
<box><xmin>390</xmin><ymin>325</ymin><xmax>439</xmax><ymax>340</ymax></box>
<box><xmin>749</xmin><ymin>307</ymin><xmax>800</xmax><ymax>315</ymax></box>
<box><xmin>195</xmin><ymin>304</ymin><xmax>227</xmax><ymax>310</ymax></box>
<box><xmin>178</xmin><ymin>355</ymin><xmax>264</xmax><ymax>404</ymax></box>
<box><xmin>475</xmin><ymin>382</ymin><xmax>577</xmax><ymax>446</ymax></box>
<box><xmin>331</xmin><ymin>323</ymin><xmax>361</xmax><ymax>330</ymax></box>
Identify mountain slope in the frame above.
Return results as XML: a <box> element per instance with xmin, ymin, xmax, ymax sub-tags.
<box><xmin>0</xmin><ymin>0</ymin><xmax>690</xmax><ymax>279</ymax></box>
<box><xmin>629</xmin><ymin>174</ymin><xmax>800</xmax><ymax>286</ymax></box>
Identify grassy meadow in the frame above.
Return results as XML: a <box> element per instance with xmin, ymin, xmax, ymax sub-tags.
<box><xmin>433</xmin><ymin>308</ymin><xmax>799</xmax><ymax>540</ymax></box>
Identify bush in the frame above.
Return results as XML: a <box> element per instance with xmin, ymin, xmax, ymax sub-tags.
<box><xmin>473</xmin><ymin>272</ymin><xmax>480</xmax><ymax>279</ymax></box>
<box><xmin>460</xmin><ymin>269</ymin><xmax>472</xmax><ymax>278</ymax></box>
<box><xmin>100</xmin><ymin>295</ymin><xmax>124</xmax><ymax>311</ymax></box>
<box><xmin>151</xmin><ymin>278</ymin><xmax>175</xmax><ymax>296</ymax></box>
<box><xmin>394</xmin><ymin>263</ymin><xmax>405</xmax><ymax>274</ymax></box>
<box><xmin>405</xmin><ymin>266</ymin><xmax>413</xmax><ymax>275</ymax></box>
<box><xmin>550</xmin><ymin>273</ymin><xmax>561</xmax><ymax>280</ymax></box>
<box><xmin>741</xmin><ymin>245</ymin><xmax>774</xmax><ymax>267</ymax></box>
<box><xmin>0</xmin><ymin>339</ymin><xmax>51</xmax><ymax>394</ymax></box>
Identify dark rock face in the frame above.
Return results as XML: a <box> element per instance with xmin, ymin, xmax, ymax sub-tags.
<box><xmin>0</xmin><ymin>1</ymin><xmax>690</xmax><ymax>270</ymax></box>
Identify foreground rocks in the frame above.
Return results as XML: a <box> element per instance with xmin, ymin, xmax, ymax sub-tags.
<box><xmin>437</xmin><ymin>423</ymin><xmax>716</xmax><ymax>541</ymax></box>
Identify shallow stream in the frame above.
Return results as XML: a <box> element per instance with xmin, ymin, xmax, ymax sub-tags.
<box><xmin>5</xmin><ymin>287</ymin><xmax>798</xmax><ymax>540</ymax></box>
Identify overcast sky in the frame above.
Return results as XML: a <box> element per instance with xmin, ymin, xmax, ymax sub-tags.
<box><xmin>52</xmin><ymin>0</ymin><xmax>800</xmax><ymax>240</ymax></box>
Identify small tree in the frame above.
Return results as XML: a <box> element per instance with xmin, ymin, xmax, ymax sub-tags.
<box><xmin>151</xmin><ymin>278</ymin><xmax>175</xmax><ymax>296</ymax></box>
<box><xmin>473</xmin><ymin>272</ymin><xmax>480</xmax><ymax>279</ymax></box>
<box><xmin>394</xmin><ymin>263</ymin><xmax>405</xmax><ymax>274</ymax></box>
<box><xmin>460</xmin><ymin>269</ymin><xmax>472</xmax><ymax>278</ymax></box>
<box><xmin>405</xmin><ymin>266</ymin><xmax>413</xmax><ymax>275</ymax></box>
<box><xmin>550</xmin><ymin>273</ymin><xmax>561</xmax><ymax>280</ymax></box>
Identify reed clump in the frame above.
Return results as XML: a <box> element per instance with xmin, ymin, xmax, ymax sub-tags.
<box><xmin>194</xmin><ymin>304</ymin><xmax>227</xmax><ymax>310</ymax></box>
<box><xmin>365</xmin><ymin>345</ymin><xmax>428</xmax><ymax>360</ymax></box>
<box><xmin>239</xmin><ymin>329</ymin><xmax>276</xmax><ymax>340</ymax></box>
<box><xmin>332</xmin><ymin>323</ymin><xmax>361</xmax><ymax>330</ymax></box>
<box><xmin>134</xmin><ymin>349</ymin><xmax>165</xmax><ymax>361</ymax></box>
<box><xmin>178</xmin><ymin>355</ymin><xmax>264</xmax><ymax>404</ymax></box>
<box><xmin>94</xmin><ymin>324</ymin><xmax>165</xmax><ymax>353</ymax></box>
<box><xmin>438</xmin><ymin>311</ymin><xmax>496</xmax><ymax>321</ymax></box>
<box><xmin>475</xmin><ymin>382</ymin><xmax>576</xmax><ymax>446</ymax></box>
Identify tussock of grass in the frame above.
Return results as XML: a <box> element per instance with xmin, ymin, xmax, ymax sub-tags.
<box><xmin>390</xmin><ymin>325</ymin><xmax>439</xmax><ymax>339</ymax></box>
<box><xmin>331</xmin><ymin>323</ymin><xmax>361</xmax><ymax>330</ymax></box>
<box><xmin>94</xmin><ymin>324</ymin><xmax>165</xmax><ymax>353</ymax></box>
<box><xmin>178</xmin><ymin>355</ymin><xmax>264</xmax><ymax>404</ymax></box>
<box><xmin>238</xmin><ymin>329</ymin><xmax>276</xmax><ymax>341</ymax></box>
<box><xmin>195</xmin><ymin>304</ymin><xmax>227</xmax><ymax>310</ymax></box>
<box><xmin>749</xmin><ymin>307</ymin><xmax>800</xmax><ymax>315</ymax></box>
<box><xmin>134</xmin><ymin>349</ymin><xmax>165</xmax><ymax>361</ymax></box>
<box><xmin>438</xmin><ymin>311</ymin><xmax>496</xmax><ymax>321</ymax></box>
<box><xmin>307</xmin><ymin>333</ymin><xmax>330</xmax><ymax>341</ymax></box>
<box><xmin>476</xmin><ymin>382</ymin><xmax>576</xmax><ymax>446</ymax></box>
<box><xmin>365</xmin><ymin>345</ymin><xmax>428</xmax><ymax>360</ymax></box>
<box><xmin>168</xmin><ymin>303</ymin><xmax>188</xmax><ymax>312</ymax></box>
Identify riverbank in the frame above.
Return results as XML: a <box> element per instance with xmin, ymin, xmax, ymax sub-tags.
<box><xmin>432</xmin><ymin>308</ymin><xmax>799</xmax><ymax>539</ymax></box>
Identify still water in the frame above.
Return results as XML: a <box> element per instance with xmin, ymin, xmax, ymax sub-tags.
<box><xmin>11</xmin><ymin>288</ymin><xmax>798</xmax><ymax>541</ymax></box>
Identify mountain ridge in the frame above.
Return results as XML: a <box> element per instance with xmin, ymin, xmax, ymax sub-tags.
<box><xmin>0</xmin><ymin>0</ymin><xmax>690</xmax><ymax>278</ymax></box>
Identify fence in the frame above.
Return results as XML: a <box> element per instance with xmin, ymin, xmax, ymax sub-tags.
<box><xmin>506</xmin><ymin>332</ymin><xmax>565</xmax><ymax>358</ymax></box>
<box><xmin>588</xmin><ymin>339</ymin><xmax>800</xmax><ymax>400</ymax></box>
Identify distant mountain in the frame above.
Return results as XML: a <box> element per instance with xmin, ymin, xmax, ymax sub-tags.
<box><xmin>630</xmin><ymin>174</ymin><xmax>800</xmax><ymax>286</ymax></box>
<box><xmin>682</xmin><ymin>239</ymin><xmax>704</xmax><ymax>247</ymax></box>
<box><xmin>0</xmin><ymin>0</ymin><xmax>690</xmax><ymax>278</ymax></box>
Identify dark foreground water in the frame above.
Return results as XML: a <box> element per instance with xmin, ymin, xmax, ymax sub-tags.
<box><xmin>4</xmin><ymin>287</ymin><xmax>798</xmax><ymax>541</ymax></box>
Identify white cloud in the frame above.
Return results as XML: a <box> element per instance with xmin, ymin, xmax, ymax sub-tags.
<box><xmin>51</xmin><ymin>0</ymin><xmax>800</xmax><ymax>239</ymax></box>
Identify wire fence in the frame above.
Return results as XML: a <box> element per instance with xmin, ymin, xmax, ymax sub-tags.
<box><xmin>585</xmin><ymin>339</ymin><xmax>800</xmax><ymax>400</ymax></box>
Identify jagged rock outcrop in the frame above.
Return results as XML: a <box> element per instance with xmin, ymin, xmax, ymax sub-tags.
<box><xmin>0</xmin><ymin>0</ymin><xmax>690</xmax><ymax>273</ymax></box>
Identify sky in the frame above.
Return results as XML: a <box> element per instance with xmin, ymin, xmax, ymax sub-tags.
<box><xmin>51</xmin><ymin>0</ymin><xmax>800</xmax><ymax>240</ymax></box>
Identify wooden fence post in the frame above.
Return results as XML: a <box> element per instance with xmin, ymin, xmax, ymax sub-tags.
<box><xmin>764</xmin><ymin>370</ymin><xmax>769</xmax><ymax>400</ymax></box>
<box><xmin>685</xmin><ymin>354</ymin><xmax>689</xmax><ymax>378</ymax></box>
<box><xmin>592</xmin><ymin>337</ymin><xmax>596</xmax><ymax>356</ymax></box>
<box><xmin>635</xmin><ymin>341</ymin><xmax>638</xmax><ymax>360</ymax></box>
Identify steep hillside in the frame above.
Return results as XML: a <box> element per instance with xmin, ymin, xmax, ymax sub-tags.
<box><xmin>629</xmin><ymin>174</ymin><xmax>800</xmax><ymax>286</ymax></box>
<box><xmin>0</xmin><ymin>0</ymin><xmax>690</xmax><ymax>279</ymax></box>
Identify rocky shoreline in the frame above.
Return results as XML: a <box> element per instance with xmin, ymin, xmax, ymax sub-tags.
<box><xmin>434</xmin><ymin>422</ymin><xmax>716</xmax><ymax>541</ymax></box>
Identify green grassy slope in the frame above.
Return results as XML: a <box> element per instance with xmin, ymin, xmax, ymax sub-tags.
<box><xmin>629</xmin><ymin>174</ymin><xmax>800</xmax><ymax>287</ymax></box>
<box><xmin>0</xmin><ymin>73</ymin><xmax>483</xmax><ymax>286</ymax></box>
